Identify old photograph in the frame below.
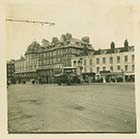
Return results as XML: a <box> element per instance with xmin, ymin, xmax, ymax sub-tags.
<box><xmin>6</xmin><ymin>0</ymin><xmax>138</xmax><ymax>133</ymax></box>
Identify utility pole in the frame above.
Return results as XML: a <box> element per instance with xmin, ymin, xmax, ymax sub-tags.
<box><xmin>6</xmin><ymin>19</ymin><xmax>55</xmax><ymax>26</ymax></box>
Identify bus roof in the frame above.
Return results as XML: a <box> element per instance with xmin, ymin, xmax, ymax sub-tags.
<box><xmin>63</xmin><ymin>67</ymin><xmax>76</xmax><ymax>69</ymax></box>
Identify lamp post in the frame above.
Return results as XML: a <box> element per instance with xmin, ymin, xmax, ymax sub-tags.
<box><xmin>78</xmin><ymin>58</ymin><xmax>83</xmax><ymax>83</ymax></box>
<box><xmin>121</xmin><ymin>69</ymin><xmax>125</xmax><ymax>82</ymax></box>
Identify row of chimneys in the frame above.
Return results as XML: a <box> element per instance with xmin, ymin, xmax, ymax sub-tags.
<box><xmin>29</xmin><ymin>35</ymin><xmax>130</xmax><ymax>51</ymax></box>
<box><xmin>42</xmin><ymin>33</ymin><xmax>90</xmax><ymax>46</ymax></box>
<box><xmin>110</xmin><ymin>40</ymin><xmax>129</xmax><ymax>49</ymax></box>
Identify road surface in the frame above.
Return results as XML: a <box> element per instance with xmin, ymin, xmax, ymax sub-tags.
<box><xmin>8</xmin><ymin>83</ymin><xmax>136</xmax><ymax>133</ymax></box>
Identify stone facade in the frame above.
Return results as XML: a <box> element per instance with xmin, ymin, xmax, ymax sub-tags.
<box><xmin>7</xmin><ymin>60</ymin><xmax>15</xmax><ymax>84</ymax></box>
<box><xmin>14</xmin><ymin>41</ymin><xmax>40</xmax><ymax>83</ymax></box>
<box><xmin>14</xmin><ymin>33</ymin><xmax>94</xmax><ymax>83</ymax></box>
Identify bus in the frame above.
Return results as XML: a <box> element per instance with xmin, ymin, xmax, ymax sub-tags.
<box><xmin>54</xmin><ymin>67</ymin><xmax>81</xmax><ymax>85</ymax></box>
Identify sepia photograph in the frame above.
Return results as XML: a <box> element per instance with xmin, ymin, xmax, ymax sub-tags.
<box><xmin>5</xmin><ymin>0</ymin><xmax>139</xmax><ymax>134</ymax></box>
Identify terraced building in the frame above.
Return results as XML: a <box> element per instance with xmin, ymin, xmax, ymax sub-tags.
<box><xmin>14</xmin><ymin>33</ymin><xmax>94</xmax><ymax>83</ymax></box>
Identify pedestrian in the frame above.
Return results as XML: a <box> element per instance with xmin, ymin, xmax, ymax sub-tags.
<box><xmin>7</xmin><ymin>80</ymin><xmax>11</xmax><ymax>88</ymax></box>
<box><xmin>32</xmin><ymin>79</ymin><xmax>35</xmax><ymax>85</ymax></box>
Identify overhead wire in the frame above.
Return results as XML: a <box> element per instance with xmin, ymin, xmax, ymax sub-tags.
<box><xmin>6</xmin><ymin>19</ymin><xmax>55</xmax><ymax>26</ymax></box>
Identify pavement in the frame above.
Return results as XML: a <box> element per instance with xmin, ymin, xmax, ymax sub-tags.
<box><xmin>7</xmin><ymin>83</ymin><xmax>136</xmax><ymax>133</ymax></box>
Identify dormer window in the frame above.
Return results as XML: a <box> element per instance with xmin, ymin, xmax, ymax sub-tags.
<box><xmin>76</xmin><ymin>42</ymin><xmax>81</xmax><ymax>46</ymax></box>
<box><xmin>82</xmin><ymin>43</ymin><xmax>86</xmax><ymax>47</ymax></box>
<box><xmin>66</xmin><ymin>40</ymin><xmax>70</xmax><ymax>44</ymax></box>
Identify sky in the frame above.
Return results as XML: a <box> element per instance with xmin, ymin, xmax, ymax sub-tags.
<box><xmin>5</xmin><ymin>0</ymin><xmax>140</xmax><ymax>60</ymax></box>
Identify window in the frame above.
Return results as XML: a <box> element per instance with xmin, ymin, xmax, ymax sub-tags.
<box><xmin>60</xmin><ymin>57</ymin><xmax>62</xmax><ymax>63</ymax></box>
<box><xmin>73</xmin><ymin>60</ymin><xmax>76</xmax><ymax>66</ymax></box>
<box><xmin>117</xmin><ymin>56</ymin><xmax>120</xmax><ymax>63</ymax></box>
<box><xmin>51</xmin><ymin>59</ymin><xmax>53</xmax><ymax>64</ymax></box>
<box><xmin>58</xmin><ymin>58</ymin><xmax>60</xmax><ymax>63</ymax></box>
<box><xmin>53</xmin><ymin>51</ymin><xmax>56</xmax><ymax>56</ymax></box>
<box><xmin>78</xmin><ymin>60</ymin><xmax>81</xmax><ymax>64</ymax></box>
<box><xmin>52</xmin><ymin>58</ymin><xmax>54</xmax><ymax>64</ymax></box>
<box><xmin>132</xmin><ymin>54</ymin><xmax>134</xmax><ymax>62</ymax></box>
<box><xmin>48</xmin><ymin>52</ymin><xmax>50</xmax><ymax>57</ymax></box>
<box><xmin>53</xmin><ymin>58</ymin><xmax>56</xmax><ymax>64</ymax></box>
<box><xmin>49</xmin><ymin>51</ymin><xmax>52</xmax><ymax>57</ymax></box>
<box><xmin>110</xmin><ymin>57</ymin><xmax>113</xmax><ymax>63</ymax></box>
<box><xmin>96</xmin><ymin>58</ymin><xmax>99</xmax><ymax>64</ymax></box>
<box><xmin>117</xmin><ymin>65</ymin><xmax>121</xmax><ymax>70</ymax></box>
<box><xmin>51</xmin><ymin>51</ymin><xmax>53</xmax><ymax>57</ymax></box>
<box><xmin>48</xmin><ymin>59</ymin><xmax>50</xmax><ymax>65</ymax></box>
<box><xmin>97</xmin><ymin>67</ymin><xmax>100</xmax><ymax>72</ymax></box>
<box><xmin>84</xmin><ymin>59</ymin><xmax>86</xmax><ymax>65</ymax></box>
<box><xmin>103</xmin><ymin>66</ymin><xmax>106</xmax><ymax>71</ymax></box>
<box><xmin>56</xmin><ymin>50</ymin><xmax>58</xmax><ymax>56</ymax></box>
<box><xmin>80</xmin><ymin>59</ymin><xmax>82</xmax><ymax>64</ymax></box>
<box><xmin>125</xmin><ymin>55</ymin><xmax>128</xmax><ymax>62</ymax></box>
<box><xmin>90</xmin><ymin>67</ymin><xmax>93</xmax><ymax>73</ymax></box>
<box><xmin>46</xmin><ymin>59</ymin><xmax>48</xmax><ymax>65</ymax></box>
<box><xmin>110</xmin><ymin>66</ymin><xmax>113</xmax><ymax>71</ymax></box>
<box><xmin>102</xmin><ymin>57</ymin><xmax>106</xmax><ymax>64</ymax></box>
<box><xmin>77</xmin><ymin>60</ymin><xmax>81</xmax><ymax>66</ymax></box>
<box><xmin>60</xmin><ymin>49</ymin><xmax>62</xmax><ymax>55</ymax></box>
<box><xmin>132</xmin><ymin>65</ymin><xmax>135</xmax><ymax>71</ymax></box>
<box><xmin>125</xmin><ymin>65</ymin><xmax>128</xmax><ymax>71</ymax></box>
<box><xmin>89</xmin><ymin>59</ymin><xmax>92</xmax><ymax>65</ymax></box>
<box><xmin>40</xmin><ymin>54</ymin><xmax>43</xmax><ymax>59</ymax></box>
<box><xmin>65</xmin><ymin>61</ymin><xmax>68</xmax><ymax>67</ymax></box>
<box><xmin>84</xmin><ymin>67</ymin><xmax>87</xmax><ymax>73</ymax></box>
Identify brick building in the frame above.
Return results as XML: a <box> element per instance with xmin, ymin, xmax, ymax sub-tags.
<box><xmin>7</xmin><ymin>59</ymin><xmax>15</xmax><ymax>84</ymax></box>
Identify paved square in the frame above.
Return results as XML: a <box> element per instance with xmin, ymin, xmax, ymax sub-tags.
<box><xmin>8</xmin><ymin>83</ymin><xmax>136</xmax><ymax>133</ymax></box>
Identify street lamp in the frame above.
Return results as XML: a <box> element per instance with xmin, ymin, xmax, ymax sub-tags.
<box><xmin>78</xmin><ymin>58</ymin><xmax>83</xmax><ymax>83</ymax></box>
<box><xmin>121</xmin><ymin>69</ymin><xmax>125</xmax><ymax>82</ymax></box>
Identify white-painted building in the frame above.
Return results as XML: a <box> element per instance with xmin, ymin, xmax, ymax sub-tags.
<box><xmin>14</xmin><ymin>56</ymin><xmax>26</xmax><ymax>73</ymax></box>
<box><xmin>72</xmin><ymin>40</ymin><xmax>135</xmax><ymax>82</ymax></box>
<box><xmin>14</xmin><ymin>41</ymin><xmax>40</xmax><ymax>83</ymax></box>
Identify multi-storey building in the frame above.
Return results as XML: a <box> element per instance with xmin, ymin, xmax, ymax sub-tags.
<box><xmin>37</xmin><ymin>33</ymin><xmax>93</xmax><ymax>83</ymax></box>
<box><xmin>7</xmin><ymin>59</ymin><xmax>15</xmax><ymax>84</ymax></box>
<box><xmin>14</xmin><ymin>33</ymin><xmax>94</xmax><ymax>83</ymax></box>
<box><xmin>24</xmin><ymin>41</ymin><xmax>40</xmax><ymax>82</ymax></box>
<box><xmin>72</xmin><ymin>40</ymin><xmax>135</xmax><ymax>82</ymax></box>
<box><xmin>14</xmin><ymin>56</ymin><xmax>26</xmax><ymax>83</ymax></box>
<box><xmin>14</xmin><ymin>41</ymin><xmax>40</xmax><ymax>83</ymax></box>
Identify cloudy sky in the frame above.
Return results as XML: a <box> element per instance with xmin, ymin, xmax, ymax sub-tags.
<box><xmin>6</xmin><ymin>0</ymin><xmax>140</xmax><ymax>60</ymax></box>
